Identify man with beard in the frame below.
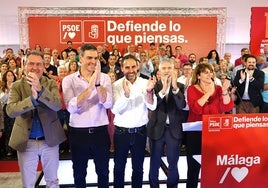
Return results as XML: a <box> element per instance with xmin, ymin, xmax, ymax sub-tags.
<box><xmin>233</xmin><ymin>55</ymin><xmax>264</xmax><ymax>113</ymax></box>
<box><xmin>187</xmin><ymin>53</ymin><xmax>197</xmax><ymax>69</ymax></box>
<box><xmin>112</xmin><ymin>54</ymin><xmax>157</xmax><ymax>187</ymax></box>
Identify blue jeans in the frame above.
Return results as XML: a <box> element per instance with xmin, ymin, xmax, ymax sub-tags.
<box><xmin>113</xmin><ymin>125</ymin><xmax>147</xmax><ymax>188</ymax></box>
<box><xmin>69</xmin><ymin>125</ymin><xmax>110</xmax><ymax>188</ymax></box>
<box><xmin>149</xmin><ymin>127</ymin><xmax>182</xmax><ymax>188</ymax></box>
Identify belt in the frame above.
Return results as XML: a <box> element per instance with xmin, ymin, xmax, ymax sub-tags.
<box><xmin>115</xmin><ymin>125</ymin><xmax>145</xmax><ymax>134</ymax></box>
<box><xmin>69</xmin><ymin>125</ymin><xmax>107</xmax><ymax>134</ymax></box>
<box><xmin>29</xmin><ymin>136</ymin><xmax>45</xmax><ymax>140</ymax></box>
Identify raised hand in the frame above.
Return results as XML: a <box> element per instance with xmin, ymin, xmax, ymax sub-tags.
<box><xmin>222</xmin><ymin>78</ymin><xmax>231</xmax><ymax>92</ymax></box>
<box><xmin>147</xmin><ymin>76</ymin><xmax>157</xmax><ymax>91</ymax></box>
<box><xmin>94</xmin><ymin>61</ymin><xmax>101</xmax><ymax>85</ymax></box>
<box><xmin>240</xmin><ymin>70</ymin><xmax>246</xmax><ymax>81</ymax></box>
<box><xmin>123</xmin><ymin>78</ymin><xmax>131</xmax><ymax>98</ymax></box>
<box><xmin>161</xmin><ymin>75</ymin><xmax>171</xmax><ymax>95</ymax></box>
<box><xmin>26</xmin><ymin>72</ymin><xmax>42</xmax><ymax>99</ymax></box>
<box><xmin>206</xmin><ymin>82</ymin><xmax>216</xmax><ymax>96</ymax></box>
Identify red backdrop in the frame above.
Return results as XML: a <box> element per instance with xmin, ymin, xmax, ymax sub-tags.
<box><xmin>202</xmin><ymin>114</ymin><xmax>268</xmax><ymax>188</ymax></box>
<box><xmin>250</xmin><ymin>7</ymin><xmax>268</xmax><ymax>56</ymax></box>
<box><xmin>28</xmin><ymin>16</ymin><xmax>217</xmax><ymax>58</ymax></box>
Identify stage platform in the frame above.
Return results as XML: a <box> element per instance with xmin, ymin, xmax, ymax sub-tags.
<box><xmin>37</xmin><ymin>156</ymin><xmax>200</xmax><ymax>187</ymax></box>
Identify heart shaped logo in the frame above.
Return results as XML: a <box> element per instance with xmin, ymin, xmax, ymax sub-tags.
<box><xmin>231</xmin><ymin>167</ymin><xmax>248</xmax><ymax>183</ymax></box>
<box><xmin>68</xmin><ymin>32</ymin><xmax>76</xmax><ymax>39</ymax></box>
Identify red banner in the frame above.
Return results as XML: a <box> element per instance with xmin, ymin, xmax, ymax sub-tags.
<box><xmin>28</xmin><ymin>16</ymin><xmax>217</xmax><ymax>58</ymax></box>
<box><xmin>202</xmin><ymin>113</ymin><xmax>268</xmax><ymax>188</ymax></box>
<box><xmin>250</xmin><ymin>7</ymin><xmax>268</xmax><ymax>56</ymax></box>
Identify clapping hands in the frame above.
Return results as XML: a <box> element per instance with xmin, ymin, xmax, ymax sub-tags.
<box><xmin>26</xmin><ymin>72</ymin><xmax>42</xmax><ymax>99</ymax></box>
<box><xmin>147</xmin><ymin>76</ymin><xmax>157</xmax><ymax>91</ymax></box>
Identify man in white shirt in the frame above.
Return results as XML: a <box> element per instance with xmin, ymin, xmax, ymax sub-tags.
<box><xmin>177</xmin><ymin>63</ymin><xmax>193</xmax><ymax>121</ymax></box>
<box><xmin>139</xmin><ymin>51</ymin><xmax>154</xmax><ymax>79</ymax></box>
<box><xmin>112</xmin><ymin>54</ymin><xmax>157</xmax><ymax>188</ymax></box>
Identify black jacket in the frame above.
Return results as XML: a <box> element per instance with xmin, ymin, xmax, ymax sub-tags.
<box><xmin>233</xmin><ymin>68</ymin><xmax>264</xmax><ymax>107</ymax></box>
<box><xmin>147</xmin><ymin>81</ymin><xmax>186</xmax><ymax>140</ymax></box>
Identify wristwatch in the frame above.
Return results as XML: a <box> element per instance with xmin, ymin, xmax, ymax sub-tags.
<box><xmin>95</xmin><ymin>83</ymin><xmax>101</xmax><ymax>87</ymax></box>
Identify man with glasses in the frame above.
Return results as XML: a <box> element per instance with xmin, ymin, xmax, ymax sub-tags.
<box><xmin>6</xmin><ymin>50</ymin><xmax>66</xmax><ymax>188</ymax></box>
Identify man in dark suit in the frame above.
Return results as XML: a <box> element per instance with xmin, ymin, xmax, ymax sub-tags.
<box><xmin>147</xmin><ymin>59</ymin><xmax>186</xmax><ymax>188</ymax></box>
<box><xmin>6</xmin><ymin>50</ymin><xmax>66</xmax><ymax>188</ymax></box>
<box><xmin>233</xmin><ymin>54</ymin><xmax>264</xmax><ymax>113</ymax></box>
<box><xmin>102</xmin><ymin>54</ymin><xmax>123</xmax><ymax>79</ymax></box>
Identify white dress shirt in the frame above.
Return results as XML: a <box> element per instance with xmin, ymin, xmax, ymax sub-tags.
<box><xmin>112</xmin><ymin>77</ymin><xmax>157</xmax><ymax>128</ymax></box>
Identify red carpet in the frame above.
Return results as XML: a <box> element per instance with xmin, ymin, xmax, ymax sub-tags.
<box><xmin>0</xmin><ymin>160</ymin><xmax>42</xmax><ymax>172</ymax></box>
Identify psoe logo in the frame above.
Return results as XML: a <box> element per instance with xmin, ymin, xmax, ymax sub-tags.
<box><xmin>60</xmin><ymin>20</ymin><xmax>82</xmax><ymax>43</ymax></box>
<box><xmin>84</xmin><ymin>20</ymin><xmax>106</xmax><ymax>43</ymax></box>
<box><xmin>221</xmin><ymin>117</ymin><xmax>233</xmax><ymax>129</ymax></box>
<box><xmin>208</xmin><ymin>117</ymin><xmax>221</xmax><ymax>131</ymax></box>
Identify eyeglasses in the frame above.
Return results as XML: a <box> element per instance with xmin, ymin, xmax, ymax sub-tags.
<box><xmin>26</xmin><ymin>62</ymin><xmax>44</xmax><ymax>68</ymax></box>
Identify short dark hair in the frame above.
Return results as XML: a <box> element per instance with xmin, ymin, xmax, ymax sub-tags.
<box><xmin>242</xmin><ymin>54</ymin><xmax>250</xmax><ymax>60</ymax></box>
<box><xmin>199</xmin><ymin>57</ymin><xmax>208</xmax><ymax>63</ymax></box>
<box><xmin>19</xmin><ymin>49</ymin><xmax>25</xmax><ymax>55</ymax></box>
<box><xmin>80</xmin><ymin>43</ymin><xmax>97</xmax><ymax>56</ymax></box>
<box><xmin>183</xmin><ymin>62</ymin><xmax>193</xmax><ymax>68</ymax></box>
<box><xmin>241</xmin><ymin>48</ymin><xmax>249</xmax><ymax>52</ymax></box>
<box><xmin>188</xmin><ymin>53</ymin><xmax>196</xmax><ymax>58</ymax></box>
<box><xmin>26</xmin><ymin>50</ymin><xmax>44</xmax><ymax>59</ymax></box>
<box><xmin>245</xmin><ymin>54</ymin><xmax>257</xmax><ymax>62</ymax></box>
<box><xmin>122</xmin><ymin>54</ymin><xmax>138</xmax><ymax>66</ymax></box>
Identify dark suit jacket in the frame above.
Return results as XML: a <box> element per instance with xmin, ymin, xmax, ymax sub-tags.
<box><xmin>233</xmin><ymin>68</ymin><xmax>264</xmax><ymax>107</ymax></box>
<box><xmin>6</xmin><ymin>76</ymin><xmax>66</xmax><ymax>152</ymax></box>
<box><xmin>147</xmin><ymin>81</ymin><xmax>186</xmax><ymax>140</ymax></box>
<box><xmin>101</xmin><ymin>65</ymin><xmax>123</xmax><ymax>79</ymax></box>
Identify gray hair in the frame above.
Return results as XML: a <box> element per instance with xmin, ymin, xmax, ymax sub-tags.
<box><xmin>158</xmin><ymin>58</ymin><xmax>174</xmax><ymax>70</ymax></box>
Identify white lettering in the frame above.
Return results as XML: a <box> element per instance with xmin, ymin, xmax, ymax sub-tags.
<box><xmin>107</xmin><ymin>20</ymin><xmax>167</xmax><ymax>32</ymax></box>
<box><xmin>62</xmin><ymin>25</ymin><xmax>80</xmax><ymax>32</ymax></box>
<box><xmin>107</xmin><ymin>21</ymin><xmax>117</xmax><ymax>32</ymax></box>
<box><xmin>107</xmin><ymin>35</ymin><xmax>132</xmax><ymax>44</ymax></box>
<box><xmin>233</xmin><ymin>116</ymin><xmax>261</xmax><ymax>123</ymax></box>
<box><xmin>169</xmin><ymin>21</ymin><xmax>181</xmax><ymax>32</ymax></box>
<box><xmin>233</xmin><ymin>123</ymin><xmax>245</xmax><ymax>129</ymax></box>
<box><xmin>217</xmin><ymin>154</ymin><xmax>261</xmax><ymax>167</ymax></box>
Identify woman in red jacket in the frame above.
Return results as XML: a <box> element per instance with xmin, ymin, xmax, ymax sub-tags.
<box><xmin>186</xmin><ymin>63</ymin><xmax>234</xmax><ymax>188</ymax></box>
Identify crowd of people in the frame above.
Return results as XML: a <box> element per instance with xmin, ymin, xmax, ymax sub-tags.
<box><xmin>0</xmin><ymin>41</ymin><xmax>267</xmax><ymax>188</ymax></box>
